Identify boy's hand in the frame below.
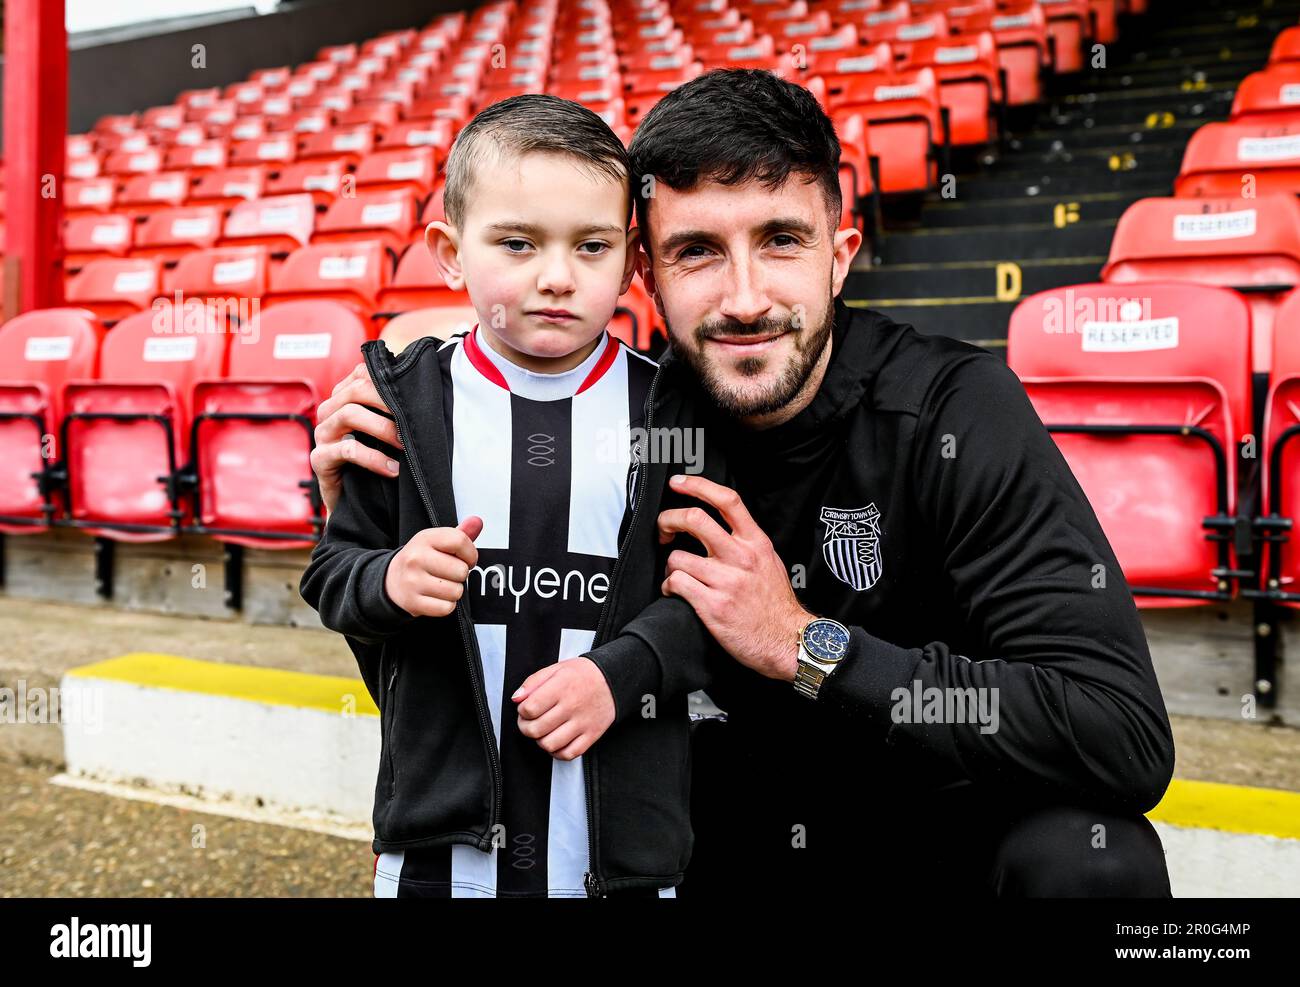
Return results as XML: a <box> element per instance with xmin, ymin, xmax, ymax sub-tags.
<box><xmin>384</xmin><ymin>516</ymin><xmax>483</xmax><ymax>617</ymax></box>
<box><xmin>513</xmin><ymin>659</ymin><xmax>616</xmax><ymax>761</ymax></box>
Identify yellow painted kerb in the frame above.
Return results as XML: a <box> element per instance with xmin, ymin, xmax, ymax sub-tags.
<box><xmin>65</xmin><ymin>652</ymin><xmax>379</xmax><ymax>717</ymax></box>
<box><xmin>1147</xmin><ymin>778</ymin><xmax>1300</xmax><ymax>840</ymax></box>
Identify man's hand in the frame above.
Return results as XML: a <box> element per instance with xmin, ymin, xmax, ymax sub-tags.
<box><xmin>513</xmin><ymin>658</ymin><xmax>617</xmax><ymax>761</ymax></box>
<box><xmin>384</xmin><ymin>517</ymin><xmax>483</xmax><ymax>618</ymax></box>
<box><xmin>658</xmin><ymin>475</ymin><xmax>813</xmax><ymax>682</ymax></box>
<box><xmin>312</xmin><ymin>362</ymin><xmax>402</xmax><ymax>515</ymax></box>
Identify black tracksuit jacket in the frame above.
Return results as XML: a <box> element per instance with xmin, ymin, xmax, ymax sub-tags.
<box><xmin>299</xmin><ymin>334</ymin><xmax>727</xmax><ymax>896</ymax></box>
<box><xmin>677</xmin><ymin>295</ymin><xmax>1176</xmax><ymax>890</ymax></box>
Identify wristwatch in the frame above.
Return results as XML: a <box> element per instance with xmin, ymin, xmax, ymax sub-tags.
<box><xmin>793</xmin><ymin>617</ymin><xmax>851</xmax><ymax>699</ymax></box>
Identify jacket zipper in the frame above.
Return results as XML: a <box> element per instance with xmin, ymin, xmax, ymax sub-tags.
<box><xmin>363</xmin><ymin>341</ymin><xmax>503</xmax><ymax>848</ymax></box>
<box><xmin>385</xmin><ymin>660</ymin><xmax>398</xmax><ymax>798</ymax></box>
<box><xmin>582</xmin><ymin>361</ymin><xmax>663</xmax><ymax>898</ymax></box>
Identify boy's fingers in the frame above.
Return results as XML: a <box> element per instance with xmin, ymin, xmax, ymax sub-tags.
<box><xmin>536</xmin><ymin>721</ymin><xmax>583</xmax><ymax>757</ymax></box>
<box><xmin>513</xmin><ymin>665</ymin><xmax>561</xmax><ymax>707</ymax></box>
<box><xmin>457</xmin><ymin>515</ymin><xmax>484</xmax><ymax>541</ymax></box>
<box><xmin>554</xmin><ymin>735</ymin><xmax>591</xmax><ymax>761</ymax></box>
<box><xmin>516</xmin><ymin>702</ymin><xmax>569</xmax><ymax>740</ymax></box>
<box><xmin>423</xmin><ymin>526</ymin><xmax>478</xmax><ymax>566</ymax></box>
<box><xmin>415</xmin><ymin>550</ymin><xmax>470</xmax><ymax>584</ymax></box>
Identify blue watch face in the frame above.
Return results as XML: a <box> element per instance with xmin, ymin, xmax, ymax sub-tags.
<box><xmin>803</xmin><ymin>619</ymin><xmax>849</xmax><ymax>663</ymax></box>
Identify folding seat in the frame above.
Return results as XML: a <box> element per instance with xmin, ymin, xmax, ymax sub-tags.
<box><xmin>104</xmin><ymin>147</ymin><xmax>163</xmax><ymax>178</ymax></box>
<box><xmin>164</xmin><ymin>140</ymin><xmax>229</xmax><ymax>172</ymax></box>
<box><xmin>624</xmin><ymin>64</ymin><xmax>702</xmax><ymax>98</ymax></box>
<box><xmin>220</xmin><ymin>194</ymin><xmax>316</xmax><ymax>257</ymax></box>
<box><xmin>163</xmin><ymin>246</ymin><xmax>271</xmax><ymax>322</ymax></box>
<box><xmin>177</xmin><ymin>88</ymin><xmax>221</xmax><ymax>114</ymax></box>
<box><xmin>0</xmin><ymin>309</ymin><xmax>104</xmax><ymax>534</ymax></box>
<box><xmin>942</xmin><ymin>0</ymin><xmax>998</xmax><ymax>36</ymax></box>
<box><xmin>297</xmin><ymin>124</ymin><xmax>377</xmax><ymax>169</ymax></box>
<box><xmin>94</xmin><ymin>114</ymin><xmax>139</xmax><ymax>137</ymax></box>
<box><xmin>64</xmin><ymin>258</ymin><xmax>162</xmax><ymax>323</ymax></box>
<box><xmin>60</xmin><ymin>305</ymin><xmax>228</xmax><ymax>541</ymax></box>
<box><xmin>1012</xmin><ymin>0</ymin><xmax>1089</xmax><ymax>74</ymax></box>
<box><xmin>803</xmin><ymin>42</ymin><xmax>895</xmax><ymax>81</ymax></box>
<box><xmin>64</xmin><ymin>214</ymin><xmax>135</xmax><ymax>272</ymax></box>
<box><xmin>270</xmin><ymin>108</ymin><xmax>333</xmax><ymax>137</ymax></box>
<box><xmin>264</xmin><ymin>241</ymin><xmax>387</xmax><ymax>318</ymax></box>
<box><xmin>1175</xmin><ymin>120</ymin><xmax>1300</xmax><ymax>199</ymax></box>
<box><xmin>825</xmin><ymin>67</ymin><xmax>946</xmax><ymax>195</ymax></box>
<box><xmin>376</xmin><ymin>306</ymin><xmax>475</xmax><ymax>356</ymax></box>
<box><xmin>142</xmin><ymin>104</ymin><xmax>186</xmax><ymax>135</ymax></box>
<box><xmin>1230</xmin><ymin>64</ymin><xmax>1300</xmax><ymax>125</ymax></box>
<box><xmin>375</xmin><ymin>240</ymin><xmax>469</xmax><ymax>316</ymax></box>
<box><xmin>65</xmin><ymin>178</ymin><xmax>116</xmax><ymax>217</ymax></box>
<box><xmin>1267</xmin><ymin>24</ymin><xmax>1300</xmax><ymax>65</ymax></box>
<box><xmin>194</xmin><ymin>99</ymin><xmax>239</xmax><ymax>130</ymax></box>
<box><xmin>225</xmin><ymin>81</ymin><xmax>266</xmax><ymax>110</ymax></box>
<box><xmin>1008</xmin><ymin>282</ymin><xmax>1252</xmax><ymax>605</ymax></box>
<box><xmin>264</xmin><ymin>160</ymin><xmax>347</xmax><ymax>206</ymax></box>
<box><xmin>862</xmin><ymin>12</ymin><xmax>950</xmax><ymax>64</ymax></box>
<box><xmin>218</xmin><ymin>116</ymin><xmax>269</xmax><ymax>143</ymax></box>
<box><xmin>188</xmin><ymin>300</ymin><xmax>370</xmax><ymax>547</ymax></box>
<box><xmin>902</xmin><ymin>31</ymin><xmax>1004</xmax><ymax>147</ymax></box>
<box><xmin>959</xmin><ymin>4</ymin><xmax>1050</xmax><ymax>106</ymax></box>
<box><xmin>403</xmin><ymin>94</ymin><xmax>474</xmax><ymax>125</ymax></box>
<box><xmin>187</xmin><ymin>165</ymin><xmax>266</xmax><ymax>209</ymax></box>
<box><xmin>228</xmin><ymin>134</ymin><xmax>296</xmax><ymax>167</ymax></box>
<box><xmin>336</xmin><ymin>101</ymin><xmax>404</xmax><ymax>133</ymax></box>
<box><xmin>353</xmin><ymin>145</ymin><xmax>439</xmax><ymax>198</ymax></box>
<box><xmin>375</xmin><ymin>118</ymin><xmax>454</xmax><ymax>152</ymax></box>
<box><xmin>318</xmin><ymin>43</ymin><xmax>359</xmax><ymax>66</ymax></box>
<box><xmin>250</xmin><ymin>66</ymin><xmax>292</xmax><ymax>89</ymax></box>
<box><xmin>67</xmin><ymin>135</ymin><xmax>97</xmax><ymax>160</ymax></box>
<box><xmin>1101</xmin><ymin>195</ymin><xmax>1300</xmax><ymax>373</ymax></box>
<box><xmin>313</xmin><ymin>189</ymin><xmax>417</xmax><ymax>257</ymax></box>
<box><xmin>306</xmin><ymin>86</ymin><xmax>358</xmax><ymax>116</ymax></box>
<box><xmin>66</xmin><ymin>154</ymin><xmax>103</xmax><ymax>181</ymax></box>
<box><xmin>114</xmin><ymin>170</ymin><xmax>191</xmax><ymax>219</ymax></box>
<box><xmin>1258</xmin><ymin>289</ymin><xmax>1300</xmax><ymax>602</ymax></box>
<box><xmin>130</xmin><ymin>206</ymin><xmax>224</xmax><ymax>266</ymax></box>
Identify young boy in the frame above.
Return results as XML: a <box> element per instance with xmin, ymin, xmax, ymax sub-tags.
<box><xmin>300</xmin><ymin>94</ymin><xmax>725</xmax><ymax>898</ymax></box>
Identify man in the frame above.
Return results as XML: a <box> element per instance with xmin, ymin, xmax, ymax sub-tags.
<box><xmin>311</xmin><ymin>70</ymin><xmax>1175</xmax><ymax>897</ymax></box>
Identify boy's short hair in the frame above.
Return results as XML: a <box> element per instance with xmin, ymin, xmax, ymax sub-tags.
<box><xmin>628</xmin><ymin>69</ymin><xmax>842</xmax><ymax>250</ymax></box>
<box><xmin>442</xmin><ymin>93</ymin><xmax>633</xmax><ymax>229</ymax></box>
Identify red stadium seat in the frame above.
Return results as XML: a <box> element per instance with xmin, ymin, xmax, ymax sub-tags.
<box><xmin>1230</xmin><ymin>64</ymin><xmax>1300</xmax><ymax>125</ymax></box>
<box><xmin>61</xmin><ymin>306</ymin><xmax>228</xmax><ymax>541</ymax></box>
<box><xmin>1259</xmin><ymin>289</ymin><xmax>1300</xmax><ymax>603</ymax></box>
<box><xmin>313</xmin><ymin>189</ymin><xmax>417</xmax><ymax>256</ymax></box>
<box><xmin>353</xmin><ymin>146</ymin><xmax>439</xmax><ymax>198</ymax></box>
<box><xmin>902</xmin><ymin>31</ymin><xmax>1003</xmax><ymax>147</ymax></box>
<box><xmin>163</xmin><ymin>246</ymin><xmax>271</xmax><ymax>318</ymax></box>
<box><xmin>1101</xmin><ymin>195</ymin><xmax>1300</xmax><ymax>372</ymax></box>
<box><xmin>1008</xmin><ymin>282</ymin><xmax>1252</xmax><ymax>605</ymax></box>
<box><xmin>265</xmin><ymin>241</ymin><xmax>387</xmax><ymax>317</ymax></box>
<box><xmin>188</xmin><ymin>166</ymin><xmax>267</xmax><ymax>209</ymax></box>
<box><xmin>1175</xmin><ymin>120</ymin><xmax>1300</xmax><ymax>198</ymax></box>
<box><xmin>64</xmin><ymin>213</ymin><xmax>135</xmax><ymax>272</ymax></box>
<box><xmin>228</xmin><ymin>134</ymin><xmax>297</xmax><ymax>167</ymax></box>
<box><xmin>189</xmin><ymin>300</ymin><xmax>369</xmax><ymax>547</ymax></box>
<box><xmin>114</xmin><ymin>170</ymin><xmax>191</xmax><ymax>218</ymax></box>
<box><xmin>164</xmin><ymin>140</ymin><xmax>229</xmax><ymax>172</ymax></box>
<box><xmin>298</xmin><ymin>124</ymin><xmax>377</xmax><ymax>168</ymax></box>
<box><xmin>0</xmin><ymin>309</ymin><xmax>104</xmax><ymax>534</ymax></box>
<box><xmin>379</xmin><ymin>305</ymin><xmax>478</xmax><ymax>354</ymax></box>
<box><xmin>64</xmin><ymin>258</ymin><xmax>162</xmax><ymax>323</ymax></box>
<box><xmin>824</xmin><ymin>66</ymin><xmax>945</xmax><ymax>195</ymax></box>
<box><xmin>130</xmin><ymin>206</ymin><xmax>224</xmax><ymax>266</ymax></box>
<box><xmin>65</xmin><ymin>178</ymin><xmax>116</xmax><ymax>217</ymax></box>
<box><xmin>221</xmin><ymin>194</ymin><xmax>316</xmax><ymax>256</ymax></box>
<box><xmin>376</xmin><ymin>240</ymin><xmax>469</xmax><ymax>315</ymax></box>
<box><xmin>264</xmin><ymin>160</ymin><xmax>347</xmax><ymax>206</ymax></box>
<box><xmin>960</xmin><ymin>4</ymin><xmax>1050</xmax><ymax>106</ymax></box>
<box><xmin>1268</xmin><ymin>25</ymin><xmax>1300</xmax><ymax>65</ymax></box>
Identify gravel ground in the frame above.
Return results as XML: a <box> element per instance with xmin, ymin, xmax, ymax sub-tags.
<box><xmin>0</xmin><ymin>760</ymin><xmax>372</xmax><ymax>898</ymax></box>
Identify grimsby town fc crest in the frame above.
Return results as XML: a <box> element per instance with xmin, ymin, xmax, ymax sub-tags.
<box><xmin>820</xmin><ymin>504</ymin><xmax>883</xmax><ymax>591</ymax></box>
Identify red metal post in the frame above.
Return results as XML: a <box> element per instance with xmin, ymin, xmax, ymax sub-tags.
<box><xmin>4</xmin><ymin>0</ymin><xmax>68</xmax><ymax>318</ymax></box>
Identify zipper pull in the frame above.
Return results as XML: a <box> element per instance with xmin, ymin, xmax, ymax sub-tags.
<box><xmin>583</xmin><ymin>871</ymin><xmax>605</xmax><ymax>898</ymax></box>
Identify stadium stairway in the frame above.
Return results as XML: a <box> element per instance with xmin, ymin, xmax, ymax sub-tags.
<box><xmin>845</xmin><ymin>0</ymin><xmax>1300</xmax><ymax>349</ymax></box>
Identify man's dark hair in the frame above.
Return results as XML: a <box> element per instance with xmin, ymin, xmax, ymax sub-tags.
<box><xmin>443</xmin><ymin>93</ymin><xmax>632</xmax><ymax>228</ymax></box>
<box><xmin>628</xmin><ymin>69</ymin><xmax>842</xmax><ymax>250</ymax></box>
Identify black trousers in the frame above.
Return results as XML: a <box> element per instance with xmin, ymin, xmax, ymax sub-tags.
<box><xmin>679</xmin><ymin>730</ymin><xmax>1173</xmax><ymax>899</ymax></box>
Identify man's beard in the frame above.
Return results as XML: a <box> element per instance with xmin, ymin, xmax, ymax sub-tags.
<box><xmin>671</xmin><ymin>297</ymin><xmax>835</xmax><ymax>419</ymax></box>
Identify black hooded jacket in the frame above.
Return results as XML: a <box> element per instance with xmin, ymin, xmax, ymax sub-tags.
<box><xmin>299</xmin><ymin>333</ymin><xmax>727</xmax><ymax>896</ymax></box>
<box><xmin>678</xmin><ymin>295</ymin><xmax>1176</xmax><ymax>889</ymax></box>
